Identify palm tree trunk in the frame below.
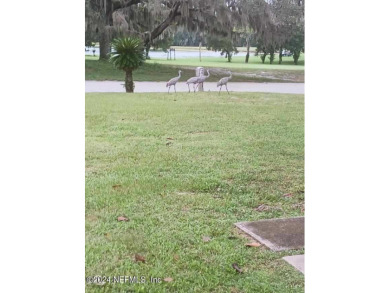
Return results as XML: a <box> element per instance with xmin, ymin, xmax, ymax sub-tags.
<box><xmin>125</xmin><ymin>70</ymin><xmax>134</xmax><ymax>93</ymax></box>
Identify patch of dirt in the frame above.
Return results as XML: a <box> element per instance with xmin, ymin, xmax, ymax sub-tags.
<box><xmin>291</xmin><ymin>202</ymin><xmax>305</xmax><ymax>212</ymax></box>
<box><xmin>86</xmin><ymin>215</ymin><xmax>99</xmax><ymax>222</ymax></box>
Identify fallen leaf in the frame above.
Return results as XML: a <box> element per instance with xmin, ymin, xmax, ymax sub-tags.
<box><xmin>166</xmin><ymin>137</ymin><xmax>174</xmax><ymax>140</ymax></box>
<box><xmin>117</xmin><ymin>216</ymin><xmax>129</xmax><ymax>222</ymax></box>
<box><xmin>283</xmin><ymin>193</ymin><xmax>293</xmax><ymax>198</ymax></box>
<box><xmin>166</xmin><ymin>142</ymin><xmax>172</xmax><ymax>146</ymax></box>
<box><xmin>245</xmin><ymin>242</ymin><xmax>261</xmax><ymax>247</ymax></box>
<box><xmin>163</xmin><ymin>277</ymin><xmax>173</xmax><ymax>282</ymax></box>
<box><xmin>173</xmin><ymin>254</ymin><xmax>180</xmax><ymax>261</ymax></box>
<box><xmin>135</xmin><ymin>254</ymin><xmax>146</xmax><ymax>263</ymax></box>
<box><xmin>112</xmin><ymin>184</ymin><xmax>122</xmax><ymax>189</ymax></box>
<box><xmin>232</xmin><ymin>263</ymin><xmax>243</xmax><ymax>274</ymax></box>
<box><xmin>202</xmin><ymin>236</ymin><xmax>212</xmax><ymax>242</ymax></box>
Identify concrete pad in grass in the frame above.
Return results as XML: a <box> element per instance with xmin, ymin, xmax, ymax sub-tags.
<box><xmin>235</xmin><ymin>216</ymin><xmax>304</xmax><ymax>251</ymax></box>
<box><xmin>283</xmin><ymin>255</ymin><xmax>305</xmax><ymax>274</ymax></box>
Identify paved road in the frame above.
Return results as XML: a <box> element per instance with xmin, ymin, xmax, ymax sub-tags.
<box><xmin>85</xmin><ymin>81</ymin><xmax>304</xmax><ymax>94</ymax></box>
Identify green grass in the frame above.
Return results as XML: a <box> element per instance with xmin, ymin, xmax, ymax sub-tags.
<box><xmin>170</xmin><ymin>46</ymin><xmax>258</xmax><ymax>52</ymax></box>
<box><xmin>86</xmin><ymin>92</ymin><xmax>304</xmax><ymax>293</ymax></box>
<box><xmin>86</xmin><ymin>56</ymin><xmax>304</xmax><ymax>83</ymax></box>
<box><xmin>85</xmin><ymin>58</ymin><xmax>232</xmax><ymax>82</ymax></box>
<box><xmin>151</xmin><ymin>55</ymin><xmax>304</xmax><ymax>71</ymax></box>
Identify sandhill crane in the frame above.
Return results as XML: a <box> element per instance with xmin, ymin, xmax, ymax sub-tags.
<box><xmin>186</xmin><ymin>75</ymin><xmax>201</xmax><ymax>93</ymax></box>
<box><xmin>217</xmin><ymin>71</ymin><xmax>232</xmax><ymax>94</ymax></box>
<box><xmin>166</xmin><ymin>70</ymin><xmax>182</xmax><ymax>93</ymax></box>
<box><xmin>195</xmin><ymin>70</ymin><xmax>210</xmax><ymax>91</ymax></box>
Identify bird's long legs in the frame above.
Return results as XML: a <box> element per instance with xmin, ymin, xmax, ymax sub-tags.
<box><xmin>174</xmin><ymin>85</ymin><xmax>176</xmax><ymax>93</ymax></box>
<box><xmin>195</xmin><ymin>82</ymin><xmax>205</xmax><ymax>92</ymax></box>
<box><xmin>168</xmin><ymin>86</ymin><xmax>171</xmax><ymax>94</ymax></box>
<box><xmin>219</xmin><ymin>86</ymin><xmax>222</xmax><ymax>94</ymax></box>
<box><xmin>188</xmin><ymin>84</ymin><xmax>190</xmax><ymax>93</ymax></box>
<box><xmin>226</xmin><ymin>85</ymin><xmax>229</xmax><ymax>94</ymax></box>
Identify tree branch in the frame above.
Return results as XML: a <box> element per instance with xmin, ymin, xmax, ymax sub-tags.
<box><xmin>145</xmin><ymin>1</ymin><xmax>181</xmax><ymax>45</ymax></box>
<box><xmin>112</xmin><ymin>0</ymin><xmax>143</xmax><ymax>11</ymax></box>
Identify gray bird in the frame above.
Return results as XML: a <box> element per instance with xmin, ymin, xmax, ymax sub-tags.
<box><xmin>186</xmin><ymin>75</ymin><xmax>201</xmax><ymax>93</ymax></box>
<box><xmin>166</xmin><ymin>70</ymin><xmax>182</xmax><ymax>93</ymax></box>
<box><xmin>195</xmin><ymin>70</ymin><xmax>211</xmax><ymax>91</ymax></box>
<box><xmin>217</xmin><ymin>71</ymin><xmax>232</xmax><ymax>94</ymax></box>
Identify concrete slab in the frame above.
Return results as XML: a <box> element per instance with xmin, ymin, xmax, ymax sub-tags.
<box><xmin>235</xmin><ymin>216</ymin><xmax>304</xmax><ymax>251</ymax></box>
<box><xmin>283</xmin><ymin>255</ymin><xmax>305</xmax><ymax>274</ymax></box>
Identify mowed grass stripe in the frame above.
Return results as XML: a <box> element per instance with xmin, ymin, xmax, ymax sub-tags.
<box><xmin>86</xmin><ymin>92</ymin><xmax>304</xmax><ymax>293</ymax></box>
<box><xmin>85</xmin><ymin>56</ymin><xmax>304</xmax><ymax>83</ymax></box>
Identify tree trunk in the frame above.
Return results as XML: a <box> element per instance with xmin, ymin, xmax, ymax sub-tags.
<box><xmin>293</xmin><ymin>51</ymin><xmax>300</xmax><ymax>65</ymax></box>
<box><xmin>269</xmin><ymin>52</ymin><xmax>274</xmax><ymax>64</ymax></box>
<box><xmin>245</xmin><ymin>36</ymin><xmax>250</xmax><ymax>63</ymax></box>
<box><xmin>199</xmin><ymin>41</ymin><xmax>202</xmax><ymax>62</ymax></box>
<box><xmin>279</xmin><ymin>47</ymin><xmax>283</xmax><ymax>64</ymax></box>
<box><xmin>260</xmin><ymin>52</ymin><xmax>267</xmax><ymax>64</ymax></box>
<box><xmin>145</xmin><ymin>44</ymin><xmax>151</xmax><ymax>59</ymax></box>
<box><xmin>125</xmin><ymin>70</ymin><xmax>134</xmax><ymax>93</ymax></box>
<box><xmin>99</xmin><ymin>29</ymin><xmax>111</xmax><ymax>61</ymax></box>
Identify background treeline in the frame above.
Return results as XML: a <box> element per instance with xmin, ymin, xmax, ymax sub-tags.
<box><xmin>85</xmin><ymin>0</ymin><xmax>304</xmax><ymax>64</ymax></box>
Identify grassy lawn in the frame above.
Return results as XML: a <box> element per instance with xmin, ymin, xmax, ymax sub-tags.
<box><xmin>170</xmin><ymin>46</ymin><xmax>258</xmax><ymax>52</ymax></box>
<box><xmin>151</xmin><ymin>55</ymin><xmax>304</xmax><ymax>71</ymax></box>
<box><xmin>85</xmin><ymin>56</ymin><xmax>304</xmax><ymax>83</ymax></box>
<box><xmin>86</xmin><ymin>92</ymin><xmax>304</xmax><ymax>293</ymax></box>
<box><xmin>85</xmin><ymin>57</ymin><xmax>204</xmax><ymax>82</ymax></box>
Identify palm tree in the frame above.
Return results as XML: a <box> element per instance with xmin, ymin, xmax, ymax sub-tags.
<box><xmin>109</xmin><ymin>37</ymin><xmax>145</xmax><ymax>93</ymax></box>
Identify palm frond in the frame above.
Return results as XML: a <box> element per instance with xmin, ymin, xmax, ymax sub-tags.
<box><xmin>109</xmin><ymin>37</ymin><xmax>145</xmax><ymax>71</ymax></box>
